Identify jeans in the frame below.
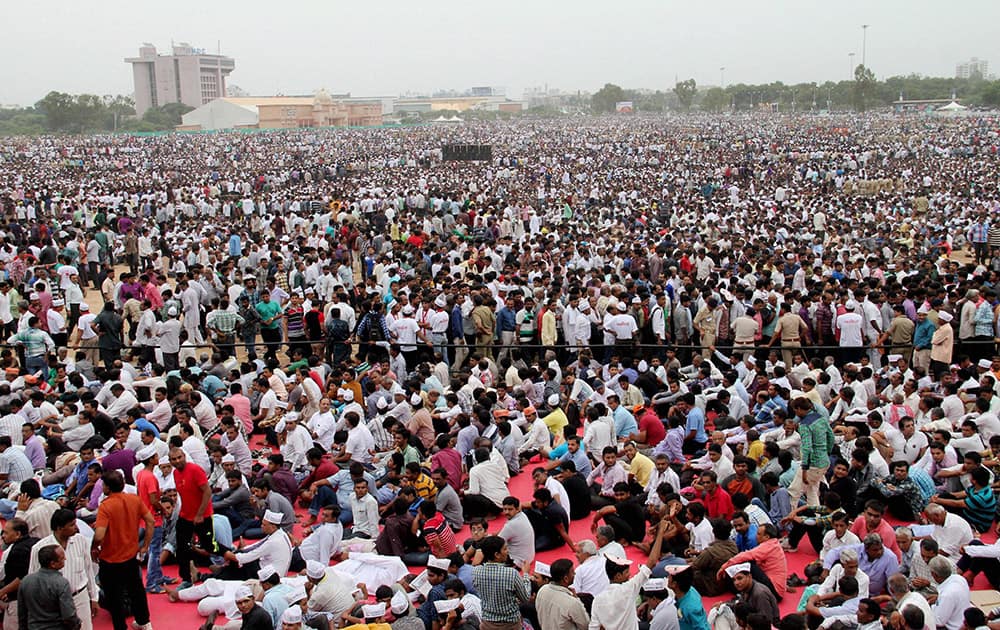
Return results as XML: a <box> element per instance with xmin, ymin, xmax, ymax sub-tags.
<box><xmin>0</xmin><ymin>499</ymin><xmax>16</xmax><ymax>520</ymax></box>
<box><xmin>145</xmin><ymin>525</ymin><xmax>164</xmax><ymax>588</ymax></box>
<box><xmin>176</xmin><ymin>517</ymin><xmax>215</xmax><ymax>582</ymax></box>
<box><xmin>309</xmin><ymin>485</ymin><xmax>353</xmax><ymax>524</ymax></box>
<box><xmin>99</xmin><ymin>558</ymin><xmax>150</xmax><ymax>630</ymax></box>
<box><xmin>25</xmin><ymin>354</ymin><xmax>47</xmax><ymax>376</ymax></box>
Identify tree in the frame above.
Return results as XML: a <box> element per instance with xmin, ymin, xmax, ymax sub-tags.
<box><xmin>700</xmin><ymin>87</ymin><xmax>728</xmax><ymax>112</ymax></box>
<box><xmin>141</xmin><ymin>102</ymin><xmax>194</xmax><ymax>129</ymax></box>
<box><xmin>853</xmin><ymin>64</ymin><xmax>876</xmax><ymax>112</ymax></box>
<box><xmin>591</xmin><ymin>83</ymin><xmax>626</xmax><ymax>113</ymax></box>
<box><xmin>35</xmin><ymin>91</ymin><xmax>76</xmax><ymax>131</ymax></box>
<box><xmin>673</xmin><ymin>79</ymin><xmax>697</xmax><ymax>110</ymax></box>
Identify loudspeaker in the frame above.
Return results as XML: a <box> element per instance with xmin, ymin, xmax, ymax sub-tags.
<box><xmin>442</xmin><ymin>144</ymin><xmax>492</xmax><ymax>161</ymax></box>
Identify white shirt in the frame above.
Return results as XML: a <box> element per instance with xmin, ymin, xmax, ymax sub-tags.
<box><xmin>932</xmin><ymin>573</ymin><xmax>970</xmax><ymax>630</ymax></box>
<box><xmin>308</xmin><ymin>411</ymin><xmax>338</xmax><ymax>451</ymax></box>
<box><xmin>27</xmin><ymin>533</ymin><xmax>98</xmax><ymax>602</ymax></box>
<box><xmin>686</xmin><ymin>518</ymin><xmax>714</xmax><ymax>551</ymax></box>
<box><xmin>344</xmin><ymin>424</ymin><xmax>375</xmax><ymax>464</ymax></box>
<box><xmin>589</xmin><ymin>564</ymin><xmax>651</xmax><ymax>630</ymax></box>
<box><xmin>897</xmin><ymin>591</ymin><xmax>935</xmax><ymax>630</ymax></box>
<box><xmin>350</xmin><ymin>492</ymin><xmax>380</xmax><ymax>538</ymax></box>
<box><xmin>572</xmin><ymin>553</ymin><xmax>610</xmax><ymax>596</ymax></box>
<box><xmin>235</xmin><ymin>528</ymin><xmax>292</xmax><ymax>576</ymax></box>
<box><xmin>818</xmin><ymin>565</ymin><xmax>870</xmax><ymax>598</ymax></box>
<box><xmin>297</xmin><ymin>521</ymin><xmax>343</xmax><ymax>564</ymax></box>
<box><xmin>933</xmin><ymin>512</ymin><xmax>974</xmax><ymax>558</ymax></box>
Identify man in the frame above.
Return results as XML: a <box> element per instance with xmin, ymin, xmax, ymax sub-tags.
<box><xmin>589</xmin><ymin>519</ymin><xmax>668</xmax><ymax>630</ymax></box>
<box><xmin>690</xmin><ymin>518</ymin><xmax>738</xmax><ymax>597</ymax></box>
<box><xmin>535</xmin><ymin>558</ymin><xmax>589</xmax><ymax>630</ymax></box>
<box><xmin>169</xmin><ymin>447</ymin><xmax>213</xmax><ymax>590</ymax></box>
<box><xmin>824</xmin><ymin>535</ymin><xmax>900</xmax><ymax>597</ymax></box>
<box><xmin>769</xmin><ymin>302</ymin><xmax>810</xmax><ymax>367</ymax></box>
<box><xmin>216</xmin><ymin>510</ymin><xmax>292</xmax><ymax>579</ymax></box>
<box><xmin>472</xmin><ymin>535</ymin><xmax>531</xmax><ymax>630</ymax></box>
<box><xmin>135</xmin><ymin>446</ymin><xmax>167</xmax><ymax>593</ymax></box>
<box><xmin>296</xmin><ymin>504</ymin><xmax>343</xmax><ymax>567</ymax></box>
<box><xmin>929</xmin><ymin>556</ymin><xmax>969</xmax><ymax>630</ymax></box>
<box><xmin>92</xmin><ymin>470</ymin><xmax>154</xmax><ymax>630</ymax></box>
<box><xmin>17</xmin><ymin>545</ymin><xmax>80</xmax><ymax>630</ymax></box>
<box><xmin>718</xmin><ymin>523</ymin><xmax>787</xmax><ymax>600</ymax></box>
<box><xmin>28</xmin><ymin>509</ymin><xmax>98</xmax><ymax>630</ymax></box>
<box><xmin>712</xmin><ymin>562</ymin><xmax>780</xmax><ymax>627</ymax></box>
<box><xmin>0</xmin><ymin>518</ymin><xmax>37</xmax><ymax>630</ymax></box>
<box><xmin>92</xmin><ymin>302</ymin><xmax>124</xmax><ymax>367</ymax></box>
<box><xmin>6</xmin><ymin>316</ymin><xmax>53</xmax><ymax>375</ymax></box>
<box><xmin>498</xmin><ymin>496</ymin><xmax>535</xmax><ymax>567</ymax></box>
<box><xmin>788</xmin><ymin>396</ymin><xmax>835</xmax><ymax>508</ymax></box>
<box><xmin>525</xmin><ymin>488</ymin><xmax>573</xmax><ymax>552</ymax></box>
<box><xmin>431</xmin><ymin>468</ymin><xmax>464</xmax><ymax>531</ymax></box>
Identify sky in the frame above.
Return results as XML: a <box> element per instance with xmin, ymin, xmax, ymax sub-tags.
<box><xmin>1</xmin><ymin>0</ymin><xmax>997</xmax><ymax>106</ymax></box>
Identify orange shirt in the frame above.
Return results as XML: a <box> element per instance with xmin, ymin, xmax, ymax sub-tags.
<box><xmin>135</xmin><ymin>469</ymin><xmax>162</xmax><ymax>527</ymax></box>
<box><xmin>94</xmin><ymin>493</ymin><xmax>151</xmax><ymax>563</ymax></box>
<box><xmin>173</xmin><ymin>463</ymin><xmax>213</xmax><ymax>521</ymax></box>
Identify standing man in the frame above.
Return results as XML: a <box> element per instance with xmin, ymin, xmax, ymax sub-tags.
<box><xmin>91</xmin><ymin>470</ymin><xmax>154</xmax><ymax>630</ymax></box>
<box><xmin>92</xmin><ymin>302</ymin><xmax>124</xmax><ymax>367</ymax></box>
<box><xmin>0</xmin><ymin>518</ymin><xmax>37</xmax><ymax>630</ymax></box>
<box><xmin>169</xmin><ymin>448</ymin><xmax>213</xmax><ymax>590</ymax></box>
<box><xmin>16</xmin><ymin>545</ymin><xmax>80</xmax><ymax>630</ymax></box>
<box><xmin>28</xmin><ymin>509</ymin><xmax>99</xmax><ymax>630</ymax></box>
<box><xmin>6</xmin><ymin>317</ymin><xmax>53</xmax><ymax>376</ymax></box>
<box><xmin>769</xmin><ymin>302</ymin><xmax>810</xmax><ymax>367</ymax></box>
<box><xmin>472</xmin><ymin>535</ymin><xmax>531</xmax><ymax>630</ymax></box>
<box><xmin>787</xmin><ymin>396</ymin><xmax>835</xmax><ymax>508</ymax></box>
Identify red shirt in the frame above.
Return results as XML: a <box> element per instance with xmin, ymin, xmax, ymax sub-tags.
<box><xmin>700</xmin><ymin>486</ymin><xmax>734</xmax><ymax>520</ymax></box>
<box><xmin>173</xmin><ymin>463</ymin><xmax>213</xmax><ymax>521</ymax></box>
<box><xmin>136</xmin><ymin>468</ymin><xmax>162</xmax><ymax>527</ymax></box>
<box><xmin>430</xmin><ymin>447</ymin><xmax>464</xmax><ymax>492</ymax></box>
<box><xmin>850</xmin><ymin>517</ymin><xmax>902</xmax><ymax>561</ymax></box>
<box><xmin>422</xmin><ymin>512</ymin><xmax>457</xmax><ymax>556</ymax></box>
<box><xmin>638</xmin><ymin>410</ymin><xmax>666</xmax><ymax>446</ymax></box>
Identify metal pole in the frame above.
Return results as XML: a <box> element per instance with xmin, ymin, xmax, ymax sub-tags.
<box><xmin>862</xmin><ymin>24</ymin><xmax>869</xmax><ymax>68</ymax></box>
<box><xmin>720</xmin><ymin>67</ymin><xmax>725</xmax><ymax>90</ymax></box>
<box><xmin>849</xmin><ymin>52</ymin><xmax>855</xmax><ymax>80</ymax></box>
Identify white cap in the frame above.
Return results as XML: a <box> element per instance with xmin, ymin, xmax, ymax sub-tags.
<box><xmin>376</xmin><ymin>397</ymin><xmax>389</xmax><ymax>410</ymax></box>
<box><xmin>262</xmin><ymin>509</ymin><xmax>283</xmax><ymax>525</ymax></box>
<box><xmin>390</xmin><ymin>591</ymin><xmax>409</xmax><ymax>614</ymax></box>
<box><xmin>979</xmin><ymin>358</ymin><xmax>993</xmax><ymax>369</ymax></box>
<box><xmin>605</xmin><ymin>554</ymin><xmax>632</xmax><ymax>567</ymax></box>
<box><xmin>257</xmin><ymin>564</ymin><xmax>278</xmax><ymax>581</ymax></box>
<box><xmin>305</xmin><ymin>560</ymin><xmax>326</xmax><ymax>579</ymax></box>
<box><xmin>435</xmin><ymin>295</ymin><xmax>447</xmax><ymax>308</ymax></box>
<box><xmin>939</xmin><ymin>311</ymin><xmax>954</xmax><ymax>322</ymax></box>
<box><xmin>51</xmin><ymin>298</ymin><xmax>64</xmax><ymax>306</ymax></box>
<box><xmin>725</xmin><ymin>562</ymin><xmax>752</xmax><ymax>578</ymax></box>
<box><xmin>285</xmin><ymin>585</ymin><xmax>307</xmax><ymax>604</ymax></box>
<box><xmin>28</xmin><ymin>292</ymin><xmax>39</xmax><ymax>300</ymax></box>
<box><xmin>579</xmin><ymin>301</ymin><xmax>591</xmax><ymax>312</ymax></box>
<box><xmin>221</xmin><ymin>454</ymin><xmax>236</xmax><ymax>463</ymax></box>
<box><xmin>284</xmin><ymin>411</ymin><xmax>300</xmax><ymax>423</ymax></box>
<box><xmin>637</xmin><ymin>360</ymin><xmax>648</xmax><ymax>372</ymax></box>
<box><xmin>79</xmin><ymin>303</ymin><xmax>89</xmax><ymax>311</ymax></box>
<box><xmin>234</xmin><ymin>585</ymin><xmax>254</xmax><ymax>601</ymax></box>
<box><xmin>888</xmin><ymin>354</ymin><xmax>903</xmax><ymax>363</ymax></box>
<box><xmin>167</xmin><ymin>307</ymin><xmax>178</xmax><ymax>317</ymax></box>
<box><xmin>341</xmin><ymin>389</ymin><xmax>354</xmax><ymax>402</ymax></box>
<box><xmin>547</xmin><ymin>394</ymin><xmax>560</xmax><ymax>407</ymax></box>
<box><xmin>281</xmin><ymin>607</ymin><xmax>303</xmax><ymax>624</ymax></box>
<box><xmin>917</xmin><ymin>306</ymin><xmax>929</xmax><ymax>314</ymax></box>
<box><xmin>433</xmin><ymin>599</ymin><xmax>461</xmax><ymax>614</ymax></box>
<box><xmin>534</xmin><ymin>561</ymin><xmax>551</xmax><ymax>577</ymax></box>
<box><xmin>410</xmin><ymin>393</ymin><xmax>423</xmax><ymax>406</ymax></box>
<box><xmin>643</xmin><ymin>578</ymin><xmax>668</xmax><ymax>591</ymax></box>
<box><xmin>844</xmin><ymin>301</ymin><xmax>858</xmax><ymax>311</ymax></box>
<box><xmin>631</xmin><ymin>296</ymin><xmax>641</xmax><ymax>304</ymax></box>
<box><xmin>135</xmin><ymin>445</ymin><xmax>157</xmax><ymax>462</ymax></box>
<box><xmin>427</xmin><ymin>555</ymin><xmax>451</xmax><ymax>571</ymax></box>
<box><xmin>661</xmin><ymin>564</ymin><xmax>691</xmax><ymax>575</ymax></box>
<box><xmin>746</xmin><ymin>356</ymin><xmax>757</xmax><ymax>365</ymax></box>
<box><xmin>363</xmin><ymin>602</ymin><xmax>387</xmax><ymax>619</ymax></box>
<box><xmin>402</xmin><ymin>305</ymin><xmax>414</xmax><ymax>315</ymax></box>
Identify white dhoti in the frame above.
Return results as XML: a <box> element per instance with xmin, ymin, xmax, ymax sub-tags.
<box><xmin>708</xmin><ymin>604</ymin><xmax>739</xmax><ymax>630</ymax></box>
<box><xmin>178</xmin><ymin>578</ymin><xmax>248</xmax><ymax>620</ymax></box>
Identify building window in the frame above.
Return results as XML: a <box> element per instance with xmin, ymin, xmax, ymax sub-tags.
<box><xmin>200</xmin><ymin>73</ymin><xmax>220</xmax><ymax>104</ymax></box>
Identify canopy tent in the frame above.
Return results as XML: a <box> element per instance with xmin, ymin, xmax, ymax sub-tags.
<box><xmin>937</xmin><ymin>101</ymin><xmax>968</xmax><ymax>112</ymax></box>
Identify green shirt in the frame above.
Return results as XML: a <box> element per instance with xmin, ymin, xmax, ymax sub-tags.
<box><xmin>255</xmin><ymin>300</ymin><xmax>282</xmax><ymax>330</ymax></box>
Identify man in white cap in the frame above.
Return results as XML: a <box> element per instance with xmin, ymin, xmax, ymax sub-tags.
<box><xmin>708</xmin><ymin>562</ymin><xmax>780</xmax><ymax>629</ymax></box>
<box><xmin>587</xmin><ymin>519</ymin><xmax>668</xmax><ymax>630</ymax></box>
<box><xmin>46</xmin><ymin>297</ymin><xmax>68</xmax><ymax>347</ymax></box>
<box><xmin>217</xmin><ymin>508</ymin><xmax>292</xmax><ymax>579</ymax></box>
<box><xmin>258</xmin><ymin>563</ymin><xmax>293</xmax><ymax>628</ymax></box>
<box><xmin>279</xmin><ymin>606</ymin><xmax>303</xmax><ymax>630</ymax></box>
<box><xmin>304</xmin><ymin>559</ymin><xmax>357</xmax><ymax>622</ymax></box>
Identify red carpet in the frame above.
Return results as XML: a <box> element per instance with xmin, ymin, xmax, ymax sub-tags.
<box><xmin>101</xmin><ymin>456</ymin><xmax>998</xmax><ymax>629</ymax></box>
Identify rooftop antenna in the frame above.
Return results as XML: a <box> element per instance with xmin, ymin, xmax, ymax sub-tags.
<box><xmin>217</xmin><ymin>40</ymin><xmax>221</xmax><ymax>55</ymax></box>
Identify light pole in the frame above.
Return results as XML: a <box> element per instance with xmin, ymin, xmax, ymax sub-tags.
<box><xmin>862</xmin><ymin>24</ymin><xmax>869</xmax><ymax>68</ymax></box>
<box><xmin>849</xmin><ymin>52</ymin><xmax>856</xmax><ymax>80</ymax></box>
<box><xmin>720</xmin><ymin>67</ymin><xmax>726</xmax><ymax>90</ymax></box>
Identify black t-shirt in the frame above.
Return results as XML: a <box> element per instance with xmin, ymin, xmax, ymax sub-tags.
<box><xmin>560</xmin><ymin>474</ymin><xmax>592</xmax><ymax>520</ymax></box>
<box><xmin>613</xmin><ymin>498</ymin><xmax>646</xmax><ymax>542</ymax></box>
<box><xmin>241</xmin><ymin>605</ymin><xmax>275</xmax><ymax>630</ymax></box>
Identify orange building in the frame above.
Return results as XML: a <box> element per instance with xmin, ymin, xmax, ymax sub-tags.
<box><xmin>179</xmin><ymin>91</ymin><xmax>383</xmax><ymax>131</ymax></box>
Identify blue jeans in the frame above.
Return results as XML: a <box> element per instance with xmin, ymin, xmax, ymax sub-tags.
<box><xmin>213</xmin><ymin>514</ymin><xmax>234</xmax><ymax>550</ymax></box>
<box><xmin>0</xmin><ymin>499</ymin><xmax>16</xmax><ymax>520</ymax></box>
<box><xmin>308</xmin><ymin>485</ymin><xmax>354</xmax><ymax>524</ymax></box>
<box><xmin>145</xmin><ymin>525</ymin><xmax>164</xmax><ymax>588</ymax></box>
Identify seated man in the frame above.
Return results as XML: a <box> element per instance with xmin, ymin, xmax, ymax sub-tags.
<box><xmin>805</xmin><ymin>575</ymin><xmax>862</xmax><ymax>630</ymax></box>
<box><xmin>867</xmin><ymin>461</ymin><xmax>927</xmax><ymax>521</ymax></box>
<box><xmin>524</xmin><ymin>487</ymin><xmax>573</xmax><ymax>552</ymax></box>
<box><xmin>590</xmin><ymin>482</ymin><xmax>646</xmax><ymax>545</ymax></box>
<box><xmin>690</xmin><ymin>518</ymin><xmax>738</xmax><ymax>596</ymax></box>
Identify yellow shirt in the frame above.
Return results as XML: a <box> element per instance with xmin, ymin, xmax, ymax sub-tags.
<box><xmin>746</xmin><ymin>440</ymin><xmax>765</xmax><ymax>465</ymax></box>
<box><xmin>542</xmin><ymin>408</ymin><xmax>568</xmax><ymax>436</ymax></box>
<box><xmin>343</xmin><ymin>624</ymin><xmax>391</xmax><ymax>630</ymax></box>
<box><xmin>623</xmin><ymin>452</ymin><xmax>654</xmax><ymax>487</ymax></box>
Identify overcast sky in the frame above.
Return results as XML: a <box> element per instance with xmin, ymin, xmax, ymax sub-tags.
<box><xmin>2</xmin><ymin>0</ymin><xmax>997</xmax><ymax>106</ymax></box>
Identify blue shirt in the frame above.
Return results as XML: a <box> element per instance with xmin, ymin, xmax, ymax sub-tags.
<box><xmin>559</xmin><ymin>447</ymin><xmax>593</xmax><ymax>477</ymax></box>
<box><xmin>685</xmin><ymin>407</ymin><xmax>707</xmax><ymax>443</ymax></box>
<box><xmin>228</xmin><ymin>234</ymin><xmax>241</xmax><ymax>257</ymax></box>
<box><xmin>653</xmin><ymin>426</ymin><xmax>686</xmax><ymax>464</ymax></box>
<box><xmin>677</xmin><ymin>588</ymin><xmax>710</xmax><ymax>630</ymax></box>
<box><xmin>735</xmin><ymin>523</ymin><xmax>759</xmax><ymax>551</ymax></box>
<box><xmin>612</xmin><ymin>406</ymin><xmax>638</xmax><ymax>439</ymax></box>
<box><xmin>913</xmin><ymin>319</ymin><xmax>936</xmax><ymax>349</ymax></box>
<box><xmin>496</xmin><ymin>307</ymin><xmax>517</xmax><ymax>333</ymax></box>
<box><xmin>824</xmin><ymin>543</ymin><xmax>900</xmax><ymax>596</ymax></box>
<box><xmin>418</xmin><ymin>583</ymin><xmax>447</xmax><ymax>629</ymax></box>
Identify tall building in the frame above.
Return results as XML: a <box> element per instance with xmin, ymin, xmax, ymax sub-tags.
<box><xmin>956</xmin><ymin>57</ymin><xmax>989</xmax><ymax>79</ymax></box>
<box><xmin>125</xmin><ymin>43</ymin><xmax>235</xmax><ymax>117</ymax></box>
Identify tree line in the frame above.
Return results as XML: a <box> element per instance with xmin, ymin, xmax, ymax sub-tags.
<box><xmin>0</xmin><ymin>92</ymin><xmax>194</xmax><ymax>136</ymax></box>
<box><xmin>589</xmin><ymin>68</ymin><xmax>1000</xmax><ymax>113</ymax></box>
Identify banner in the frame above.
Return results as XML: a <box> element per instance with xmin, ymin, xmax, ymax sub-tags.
<box><xmin>616</xmin><ymin>101</ymin><xmax>634</xmax><ymax>113</ymax></box>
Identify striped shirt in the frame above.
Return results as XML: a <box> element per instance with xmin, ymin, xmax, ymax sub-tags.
<box><xmin>421</xmin><ymin>512</ymin><xmax>457</xmax><ymax>556</ymax></box>
<box><xmin>6</xmin><ymin>327</ymin><xmax>54</xmax><ymax>357</ymax></box>
<box><xmin>206</xmin><ymin>309</ymin><xmax>244</xmax><ymax>335</ymax></box>
<box><xmin>28</xmin><ymin>533</ymin><xmax>98</xmax><ymax>601</ymax></box>
<box><xmin>0</xmin><ymin>448</ymin><xmax>34</xmax><ymax>484</ymax></box>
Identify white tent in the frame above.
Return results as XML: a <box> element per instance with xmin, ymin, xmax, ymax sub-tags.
<box><xmin>937</xmin><ymin>101</ymin><xmax>968</xmax><ymax>112</ymax></box>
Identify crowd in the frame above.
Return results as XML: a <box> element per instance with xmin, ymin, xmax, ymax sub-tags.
<box><xmin>0</xmin><ymin>112</ymin><xmax>998</xmax><ymax>630</ymax></box>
